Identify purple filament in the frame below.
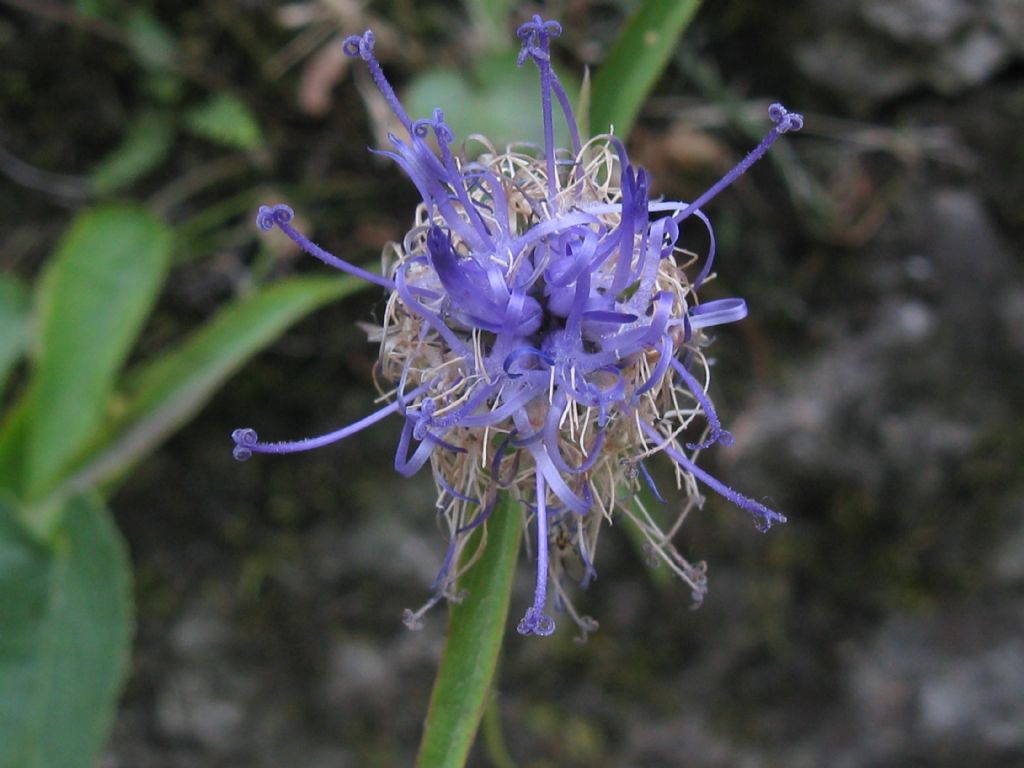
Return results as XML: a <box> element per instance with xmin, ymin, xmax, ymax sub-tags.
<box><xmin>235</xmin><ymin>15</ymin><xmax>804</xmax><ymax>636</ymax></box>
<box><xmin>639</xmin><ymin>421</ymin><xmax>786</xmax><ymax>531</ymax></box>
<box><xmin>257</xmin><ymin>205</ymin><xmax>394</xmax><ymax>290</ymax></box>
<box><xmin>518</xmin><ymin>471</ymin><xmax>555</xmax><ymax>636</ymax></box>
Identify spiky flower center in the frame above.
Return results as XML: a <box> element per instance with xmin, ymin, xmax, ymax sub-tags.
<box><xmin>234</xmin><ymin>16</ymin><xmax>801</xmax><ymax>638</ymax></box>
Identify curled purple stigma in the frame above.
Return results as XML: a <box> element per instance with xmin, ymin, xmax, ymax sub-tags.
<box><xmin>768</xmin><ymin>102</ymin><xmax>804</xmax><ymax>133</ymax></box>
<box><xmin>235</xmin><ymin>16</ymin><xmax>801</xmax><ymax>637</ymax></box>
<box><xmin>516</xmin><ymin>16</ymin><xmax>562</xmax><ymax>64</ymax></box>
<box><xmin>342</xmin><ymin>30</ymin><xmax>412</xmax><ymax>132</ymax></box>
<box><xmin>256</xmin><ymin>204</ymin><xmax>393</xmax><ymax>289</ymax></box>
<box><xmin>672</xmin><ymin>102</ymin><xmax>804</xmax><ymax>225</ymax></box>
<box><xmin>231</xmin><ymin>428</ymin><xmax>258</xmax><ymax>461</ymax></box>
<box><xmin>256</xmin><ymin>203</ymin><xmax>293</xmax><ymax>230</ymax></box>
<box><xmin>516</xmin><ymin>14</ymin><xmax>582</xmax><ymax>198</ymax></box>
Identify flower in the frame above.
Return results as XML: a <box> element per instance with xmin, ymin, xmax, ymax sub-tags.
<box><xmin>233</xmin><ymin>16</ymin><xmax>802</xmax><ymax>638</ymax></box>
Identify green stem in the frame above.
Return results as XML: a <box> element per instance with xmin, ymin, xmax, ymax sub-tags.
<box><xmin>416</xmin><ymin>493</ymin><xmax>522</xmax><ymax>768</ymax></box>
<box><xmin>482</xmin><ymin>690</ymin><xmax>518</xmax><ymax>768</ymax></box>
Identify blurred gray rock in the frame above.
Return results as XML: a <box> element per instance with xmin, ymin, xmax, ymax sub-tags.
<box><xmin>847</xmin><ymin>601</ymin><xmax>1024</xmax><ymax>758</ymax></box>
<box><xmin>861</xmin><ymin>0</ymin><xmax>973</xmax><ymax>44</ymax></box>
<box><xmin>999</xmin><ymin>287</ymin><xmax>1024</xmax><ymax>357</ymax></box>
<box><xmin>738</xmin><ymin>187</ymin><xmax>1011</xmax><ymax>493</ymax></box>
<box><xmin>319</xmin><ymin>626</ymin><xmax>441</xmax><ymax>716</ymax></box>
<box><xmin>917</xmin><ymin>189</ymin><xmax>1013</xmax><ymax>354</ymax></box>
<box><xmin>933</xmin><ymin>27</ymin><xmax>1011</xmax><ymax>93</ymax></box>
<box><xmin>793</xmin><ymin>33</ymin><xmax>917</xmax><ymax>110</ymax></box>
<box><xmin>992</xmin><ymin>502</ymin><xmax>1024</xmax><ymax>585</ymax></box>
<box><xmin>155</xmin><ymin>669</ymin><xmax>249</xmax><ymax>751</ymax></box>
<box><xmin>625</xmin><ymin>712</ymin><xmax>764</xmax><ymax>768</ymax></box>
<box><xmin>794</xmin><ymin>0</ymin><xmax>1019</xmax><ymax>109</ymax></box>
<box><xmin>993</xmin><ymin>0</ymin><xmax>1024</xmax><ymax>54</ymax></box>
<box><xmin>308</xmin><ymin>474</ymin><xmax>441</xmax><ymax>587</ymax></box>
<box><xmin>155</xmin><ymin>596</ymin><xmax>255</xmax><ymax>752</ymax></box>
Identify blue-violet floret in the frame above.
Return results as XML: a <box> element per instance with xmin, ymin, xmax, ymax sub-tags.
<box><xmin>233</xmin><ymin>16</ymin><xmax>802</xmax><ymax>638</ymax></box>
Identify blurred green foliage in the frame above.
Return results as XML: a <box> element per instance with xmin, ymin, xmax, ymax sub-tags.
<box><xmin>590</xmin><ymin>0</ymin><xmax>702</xmax><ymax>137</ymax></box>
<box><xmin>0</xmin><ymin>199</ymin><xmax>367</xmax><ymax>767</ymax></box>
<box><xmin>0</xmin><ymin>1</ymin><xmax>716</xmax><ymax>765</ymax></box>
<box><xmin>0</xmin><ymin>495</ymin><xmax>131</xmax><ymax>768</ymax></box>
<box><xmin>185</xmin><ymin>94</ymin><xmax>264</xmax><ymax>152</ymax></box>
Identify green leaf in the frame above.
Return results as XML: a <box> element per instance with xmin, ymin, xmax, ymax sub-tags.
<box><xmin>417</xmin><ymin>493</ymin><xmax>522</xmax><ymax>768</ymax></box>
<box><xmin>0</xmin><ymin>275</ymin><xmax>30</xmax><ymax>400</ymax></box>
<box><xmin>26</xmin><ymin>206</ymin><xmax>171</xmax><ymax>499</ymax></box>
<box><xmin>463</xmin><ymin>0</ymin><xmax>515</xmax><ymax>49</ymax></box>
<box><xmin>185</xmin><ymin>94</ymin><xmax>263</xmax><ymax>151</ymax></box>
<box><xmin>590</xmin><ymin>0</ymin><xmax>702</xmax><ymax>139</ymax></box>
<box><xmin>59</xmin><ymin>275</ymin><xmax>369</xmax><ymax>494</ymax></box>
<box><xmin>91</xmin><ymin>112</ymin><xmax>175</xmax><ymax>195</ymax></box>
<box><xmin>123</xmin><ymin>10</ymin><xmax>178</xmax><ymax>72</ymax></box>
<box><xmin>74</xmin><ymin>0</ymin><xmax>116</xmax><ymax>20</ymax></box>
<box><xmin>0</xmin><ymin>398</ymin><xmax>30</xmax><ymax>495</ymax></box>
<box><xmin>0</xmin><ymin>494</ymin><xmax>133</xmax><ymax>768</ymax></box>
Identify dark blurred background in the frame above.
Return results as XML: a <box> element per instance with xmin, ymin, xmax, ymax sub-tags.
<box><xmin>2</xmin><ymin>1</ymin><xmax>1023</xmax><ymax>766</ymax></box>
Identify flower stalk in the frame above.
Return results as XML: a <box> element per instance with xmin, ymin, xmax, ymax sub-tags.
<box><xmin>416</xmin><ymin>493</ymin><xmax>522</xmax><ymax>767</ymax></box>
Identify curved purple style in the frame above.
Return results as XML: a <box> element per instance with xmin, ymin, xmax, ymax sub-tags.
<box><xmin>234</xmin><ymin>16</ymin><xmax>801</xmax><ymax>637</ymax></box>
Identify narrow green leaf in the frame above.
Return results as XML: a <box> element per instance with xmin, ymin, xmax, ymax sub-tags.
<box><xmin>417</xmin><ymin>494</ymin><xmax>522</xmax><ymax>768</ymax></box>
<box><xmin>26</xmin><ymin>206</ymin><xmax>171</xmax><ymax>498</ymax></box>
<box><xmin>590</xmin><ymin>0</ymin><xmax>702</xmax><ymax>139</ymax></box>
<box><xmin>0</xmin><ymin>275</ymin><xmax>30</xmax><ymax>400</ymax></box>
<box><xmin>0</xmin><ymin>398</ymin><xmax>30</xmax><ymax>495</ymax></box>
<box><xmin>91</xmin><ymin>112</ymin><xmax>175</xmax><ymax>195</ymax></box>
<box><xmin>185</xmin><ymin>94</ymin><xmax>263</xmax><ymax>151</ymax></box>
<box><xmin>0</xmin><ymin>494</ymin><xmax>133</xmax><ymax>768</ymax></box>
<box><xmin>74</xmin><ymin>0</ymin><xmax>116</xmax><ymax>20</ymax></box>
<box><xmin>60</xmin><ymin>275</ymin><xmax>368</xmax><ymax>494</ymax></box>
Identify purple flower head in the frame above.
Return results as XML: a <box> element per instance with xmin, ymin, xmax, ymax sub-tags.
<box><xmin>234</xmin><ymin>17</ymin><xmax>802</xmax><ymax>638</ymax></box>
